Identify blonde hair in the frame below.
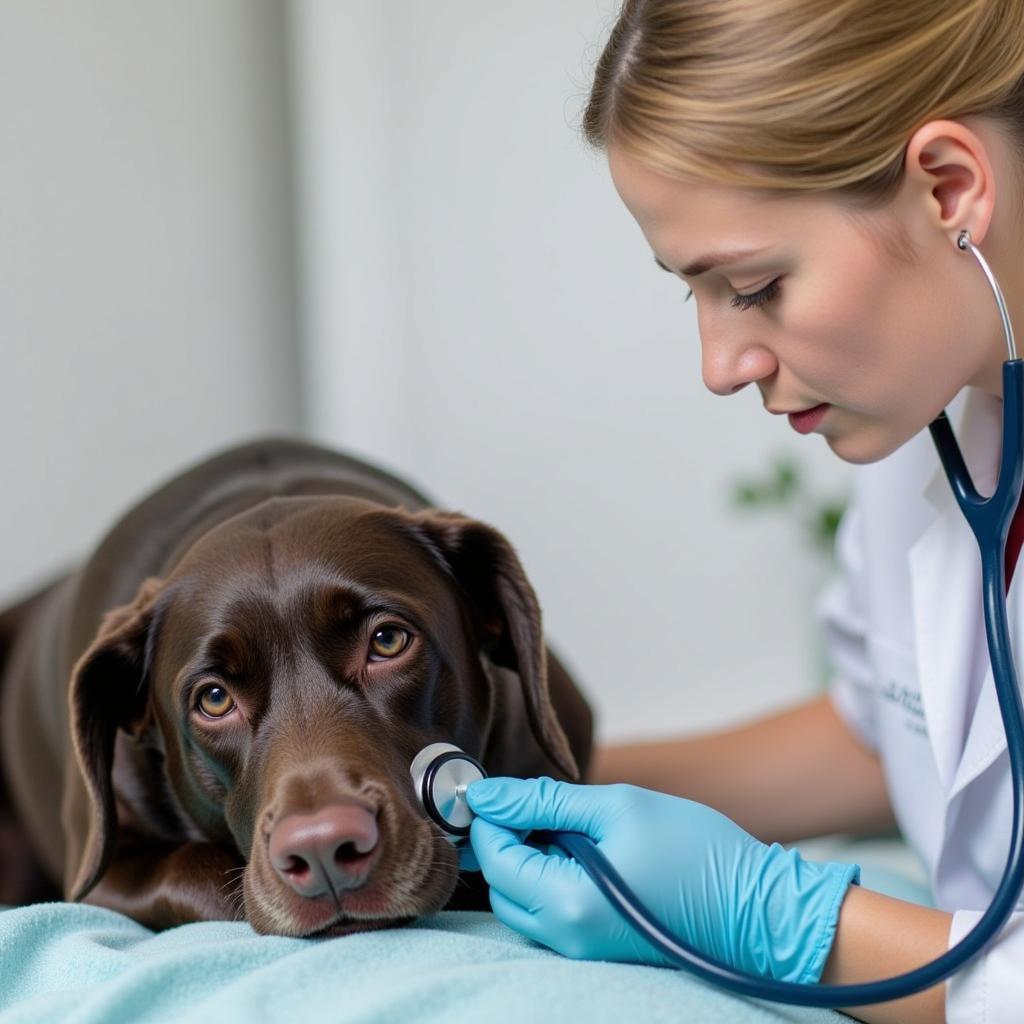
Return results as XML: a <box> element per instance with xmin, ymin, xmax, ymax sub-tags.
<box><xmin>583</xmin><ymin>0</ymin><xmax>1024</xmax><ymax>201</ymax></box>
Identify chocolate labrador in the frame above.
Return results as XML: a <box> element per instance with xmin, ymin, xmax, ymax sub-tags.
<box><xmin>0</xmin><ymin>438</ymin><xmax>592</xmax><ymax>936</ymax></box>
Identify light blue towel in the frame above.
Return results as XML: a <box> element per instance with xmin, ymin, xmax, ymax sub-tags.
<box><xmin>0</xmin><ymin>844</ymin><xmax>933</xmax><ymax>1024</ymax></box>
<box><xmin>0</xmin><ymin>903</ymin><xmax>845</xmax><ymax>1024</ymax></box>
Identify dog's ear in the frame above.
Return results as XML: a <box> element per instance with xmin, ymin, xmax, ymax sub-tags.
<box><xmin>65</xmin><ymin>575</ymin><xmax>166</xmax><ymax>902</ymax></box>
<box><xmin>407</xmin><ymin>511</ymin><xmax>578</xmax><ymax>780</ymax></box>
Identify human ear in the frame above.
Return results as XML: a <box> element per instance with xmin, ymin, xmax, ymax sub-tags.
<box><xmin>902</xmin><ymin>118</ymin><xmax>997</xmax><ymax>245</ymax></box>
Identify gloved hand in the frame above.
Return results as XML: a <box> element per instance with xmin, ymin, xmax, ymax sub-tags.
<box><xmin>466</xmin><ymin>777</ymin><xmax>859</xmax><ymax>982</ymax></box>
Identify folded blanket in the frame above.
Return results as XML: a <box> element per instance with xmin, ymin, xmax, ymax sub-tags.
<box><xmin>0</xmin><ymin>904</ymin><xmax>844</xmax><ymax>1024</ymax></box>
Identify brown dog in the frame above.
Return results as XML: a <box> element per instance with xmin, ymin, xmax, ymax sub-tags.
<box><xmin>0</xmin><ymin>438</ymin><xmax>592</xmax><ymax>936</ymax></box>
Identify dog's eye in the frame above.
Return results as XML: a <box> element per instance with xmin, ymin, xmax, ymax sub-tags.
<box><xmin>197</xmin><ymin>684</ymin><xmax>235</xmax><ymax>718</ymax></box>
<box><xmin>369</xmin><ymin>625</ymin><xmax>411</xmax><ymax>660</ymax></box>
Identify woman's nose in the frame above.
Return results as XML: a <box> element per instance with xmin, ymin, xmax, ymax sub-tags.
<box><xmin>700</xmin><ymin>330</ymin><xmax>778</xmax><ymax>396</ymax></box>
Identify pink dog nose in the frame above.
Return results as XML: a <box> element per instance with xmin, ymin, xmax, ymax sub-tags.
<box><xmin>269</xmin><ymin>802</ymin><xmax>381</xmax><ymax>898</ymax></box>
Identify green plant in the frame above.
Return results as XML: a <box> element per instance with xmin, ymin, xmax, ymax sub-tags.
<box><xmin>732</xmin><ymin>456</ymin><xmax>849</xmax><ymax>689</ymax></box>
<box><xmin>731</xmin><ymin>456</ymin><xmax>847</xmax><ymax>557</ymax></box>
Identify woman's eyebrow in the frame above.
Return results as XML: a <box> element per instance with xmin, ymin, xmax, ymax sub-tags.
<box><xmin>653</xmin><ymin>247</ymin><xmax>767</xmax><ymax>277</ymax></box>
<box><xmin>653</xmin><ymin>255</ymin><xmax>694</xmax><ymax>302</ymax></box>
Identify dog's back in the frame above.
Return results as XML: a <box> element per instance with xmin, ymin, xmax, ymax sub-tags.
<box><xmin>0</xmin><ymin>578</ymin><xmax>69</xmax><ymax>902</ymax></box>
<box><xmin>0</xmin><ymin>580</ymin><xmax>60</xmax><ymax>674</ymax></box>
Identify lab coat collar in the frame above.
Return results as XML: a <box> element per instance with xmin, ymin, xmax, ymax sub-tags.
<box><xmin>910</xmin><ymin>387</ymin><xmax>1007</xmax><ymax>799</ymax></box>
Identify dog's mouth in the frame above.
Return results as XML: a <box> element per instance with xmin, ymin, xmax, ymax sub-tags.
<box><xmin>305</xmin><ymin>912</ymin><xmax>415</xmax><ymax>939</ymax></box>
<box><xmin>278</xmin><ymin>884</ymin><xmax>422</xmax><ymax>938</ymax></box>
<box><xmin>251</xmin><ymin>885</ymin><xmax>432</xmax><ymax>939</ymax></box>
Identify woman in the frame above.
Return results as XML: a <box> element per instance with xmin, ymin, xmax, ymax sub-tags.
<box><xmin>463</xmin><ymin>2</ymin><xmax>1024</xmax><ymax>1022</ymax></box>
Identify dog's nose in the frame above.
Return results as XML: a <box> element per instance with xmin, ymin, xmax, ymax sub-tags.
<box><xmin>268</xmin><ymin>802</ymin><xmax>381</xmax><ymax>898</ymax></box>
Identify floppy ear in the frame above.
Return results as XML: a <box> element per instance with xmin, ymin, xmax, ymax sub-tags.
<box><xmin>407</xmin><ymin>511</ymin><xmax>578</xmax><ymax>780</ymax></box>
<box><xmin>64</xmin><ymin>576</ymin><xmax>166</xmax><ymax>902</ymax></box>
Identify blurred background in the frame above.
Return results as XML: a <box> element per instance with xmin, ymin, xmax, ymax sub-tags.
<box><xmin>0</xmin><ymin>0</ymin><xmax>850</xmax><ymax>743</ymax></box>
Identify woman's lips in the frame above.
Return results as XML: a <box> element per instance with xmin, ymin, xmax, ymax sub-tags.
<box><xmin>786</xmin><ymin>403</ymin><xmax>830</xmax><ymax>434</ymax></box>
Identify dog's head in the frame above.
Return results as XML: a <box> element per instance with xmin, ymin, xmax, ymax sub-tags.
<box><xmin>65</xmin><ymin>495</ymin><xmax>577</xmax><ymax>935</ymax></box>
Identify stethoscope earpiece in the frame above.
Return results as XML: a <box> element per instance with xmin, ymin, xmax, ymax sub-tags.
<box><xmin>956</xmin><ymin>228</ymin><xmax>1017</xmax><ymax>360</ymax></box>
<box><xmin>410</xmin><ymin>743</ymin><xmax>486</xmax><ymax>843</ymax></box>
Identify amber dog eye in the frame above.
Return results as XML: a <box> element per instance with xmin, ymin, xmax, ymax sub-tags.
<box><xmin>197</xmin><ymin>684</ymin><xmax>235</xmax><ymax>718</ymax></box>
<box><xmin>369</xmin><ymin>625</ymin><xmax>411</xmax><ymax>660</ymax></box>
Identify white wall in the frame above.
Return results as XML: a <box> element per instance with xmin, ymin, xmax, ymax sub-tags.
<box><xmin>0</xmin><ymin>0</ymin><xmax>301</xmax><ymax>602</ymax></box>
<box><xmin>288</xmin><ymin>1</ymin><xmax>852</xmax><ymax>741</ymax></box>
<box><xmin>1</xmin><ymin>2</ymin><xmax>853</xmax><ymax>745</ymax></box>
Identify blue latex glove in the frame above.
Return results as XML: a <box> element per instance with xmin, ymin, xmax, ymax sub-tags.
<box><xmin>466</xmin><ymin>777</ymin><xmax>859</xmax><ymax>982</ymax></box>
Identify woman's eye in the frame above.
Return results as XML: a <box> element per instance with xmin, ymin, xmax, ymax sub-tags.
<box><xmin>730</xmin><ymin>277</ymin><xmax>781</xmax><ymax>311</ymax></box>
<box><xmin>197</xmin><ymin>684</ymin><xmax>235</xmax><ymax>719</ymax></box>
<box><xmin>369</xmin><ymin>625</ymin><xmax>411</xmax><ymax>660</ymax></box>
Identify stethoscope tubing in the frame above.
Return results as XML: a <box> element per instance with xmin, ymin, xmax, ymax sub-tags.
<box><xmin>526</xmin><ymin>244</ymin><xmax>1024</xmax><ymax>1006</ymax></box>
<box><xmin>416</xmin><ymin>235</ymin><xmax>1024</xmax><ymax>1007</ymax></box>
<box><xmin>536</xmin><ymin>473</ymin><xmax>1024</xmax><ymax>1005</ymax></box>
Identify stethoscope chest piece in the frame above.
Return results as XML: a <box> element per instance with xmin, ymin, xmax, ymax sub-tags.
<box><xmin>410</xmin><ymin>743</ymin><xmax>486</xmax><ymax>842</ymax></box>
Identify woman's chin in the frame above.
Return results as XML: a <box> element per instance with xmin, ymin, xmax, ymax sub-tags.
<box><xmin>824</xmin><ymin>427</ymin><xmax>910</xmax><ymax>465</ymax></box>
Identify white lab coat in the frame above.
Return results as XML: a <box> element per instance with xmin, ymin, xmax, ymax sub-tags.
<box><xmin>820</xmin><ymin>386</ymin><xmax>1024</xmax><ymax>1023</ymax></box>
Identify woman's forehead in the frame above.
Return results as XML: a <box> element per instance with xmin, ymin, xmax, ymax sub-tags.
<box><xmin>607</xmin><ymin>146</ymin><xmax>845</xmax><ymax>264</ymax></box>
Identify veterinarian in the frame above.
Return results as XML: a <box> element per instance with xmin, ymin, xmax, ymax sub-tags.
<box><xmin>461</xmin><ymin>2</ymin><xmax>1024</xmax><ymax>1021</ymax></box>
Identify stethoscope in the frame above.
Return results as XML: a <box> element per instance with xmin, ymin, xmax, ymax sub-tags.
<box><xmin>410</xmin><ymin>230</ymin><xmax>1024</xmax><ymax>1007</ymax></box>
